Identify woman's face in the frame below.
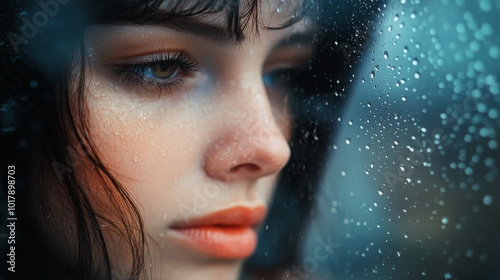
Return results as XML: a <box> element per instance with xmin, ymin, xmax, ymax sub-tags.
<box><xmin>76</xmin><ymin>2</ymin><xmax>314</xmax><ymax>279</ymax></box>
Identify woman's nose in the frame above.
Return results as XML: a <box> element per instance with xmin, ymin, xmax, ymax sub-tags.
<box><xmin>202</xmin><ymin>77</ymin><xmax>291</xmax><ymax>183</ymax></box>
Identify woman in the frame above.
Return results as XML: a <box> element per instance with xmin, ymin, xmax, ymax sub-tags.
<box><xmin>1</xmin><ymin>0</ymin><xmax>339</xmax><ymax>279</ymax></box>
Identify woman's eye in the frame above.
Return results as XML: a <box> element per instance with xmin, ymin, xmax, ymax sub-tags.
<box><xmin>143</xmin><ymin>63</ymin><xmax>179</xmax><ymax>80</ymax></box>
<box><xmin>110</xmin><ymin>52</ymin><xmax>200</xmax><ymax>94</ymax></box>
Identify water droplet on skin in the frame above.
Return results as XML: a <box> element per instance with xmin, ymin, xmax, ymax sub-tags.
<box><xmin>133</xmin><ymin>154</ymin><xmax>138</xmax><ymax>163</ymax></box>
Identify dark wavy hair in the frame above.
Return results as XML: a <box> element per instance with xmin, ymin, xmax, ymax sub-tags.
<box><xmin>0</xmin><ymin>0</ymin><xmax>344</xmax><ymax>279</ymax></box>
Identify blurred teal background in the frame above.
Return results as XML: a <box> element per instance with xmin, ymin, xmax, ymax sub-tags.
<box><xmin>304</xmin><ymin>0</ymin><xmax>500</xmax><ymax>279</ymax></box>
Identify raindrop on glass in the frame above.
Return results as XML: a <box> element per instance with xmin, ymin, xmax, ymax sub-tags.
<box><xmin>483</xmin><ymin>195</ymin><xmax>493</xmax><ymax>205</ymax></box>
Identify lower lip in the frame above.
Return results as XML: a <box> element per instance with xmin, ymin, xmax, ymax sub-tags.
<box><xmin>171</xmin><ymin>226</ymin><xmax>258</xmax><ymax>259</ymax></box>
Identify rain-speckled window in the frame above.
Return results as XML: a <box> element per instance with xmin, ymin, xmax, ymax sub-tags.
<box><xmin>296</xmin><ymin>1</ymin><xmax>500</xmax><ymax>279</ymax></box>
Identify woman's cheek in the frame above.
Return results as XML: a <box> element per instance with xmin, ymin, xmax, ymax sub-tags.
<box><xmin>84</xmin><ymin>85</ymin><xmax>204</xmax><ymax>198</ymax></box>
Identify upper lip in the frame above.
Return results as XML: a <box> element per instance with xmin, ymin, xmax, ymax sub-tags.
<box><xmin>170</xmin><ymin>205</ymin><xmax>267</xmax><ymax>228</ymax></box>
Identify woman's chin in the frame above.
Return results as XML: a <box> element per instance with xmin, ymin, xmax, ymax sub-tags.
<box><xmin>148</xmin><ymin>256</ymin><xmax>244</xmax><ymax>280</ymax></box>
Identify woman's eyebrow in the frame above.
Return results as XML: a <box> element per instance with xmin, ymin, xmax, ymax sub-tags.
<box><xmin>272</xmin><ymin>32</ymin><xmax>316</xmax><ymax>50</ymax></box>
<box><xmin>119</xmin><ymin>13</ymin><xmax>236</xmax><ymax>44</ymax></box>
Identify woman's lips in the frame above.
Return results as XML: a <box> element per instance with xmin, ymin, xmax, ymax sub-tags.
<box><xmin>169</xmin><ymin>206</ymin><xmax>267</xmax><ymax>259</ymax></box>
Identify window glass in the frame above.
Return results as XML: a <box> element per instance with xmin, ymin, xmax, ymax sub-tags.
<box><xmin>302</xmin><ymin>0</ymin><xmax>500</xmax><ymax>279</ymax></box>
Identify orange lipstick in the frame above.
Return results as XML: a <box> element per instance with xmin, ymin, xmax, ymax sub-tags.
<box><xmin>170</xmin><ymin>206</ymin><xmax>266</xmax><ymax>259</ymax></box>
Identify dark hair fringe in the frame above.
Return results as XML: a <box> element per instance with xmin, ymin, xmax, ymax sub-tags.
<box><xmin>87</xmin><ymin>0</ymin><xmax>314</xmax><ymax>42</ymax></box>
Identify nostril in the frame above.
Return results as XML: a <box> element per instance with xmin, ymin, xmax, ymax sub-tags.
<box><xmin>229</xmin><ymin>163</ymin><xmax>261</xmax><ymax>173</ymax></box>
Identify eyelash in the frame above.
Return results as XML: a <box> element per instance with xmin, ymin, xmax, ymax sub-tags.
<box><xmin>112</xmin><ymin>52</ymin><xmax>200</xmax><ymax>94</ymax></box>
